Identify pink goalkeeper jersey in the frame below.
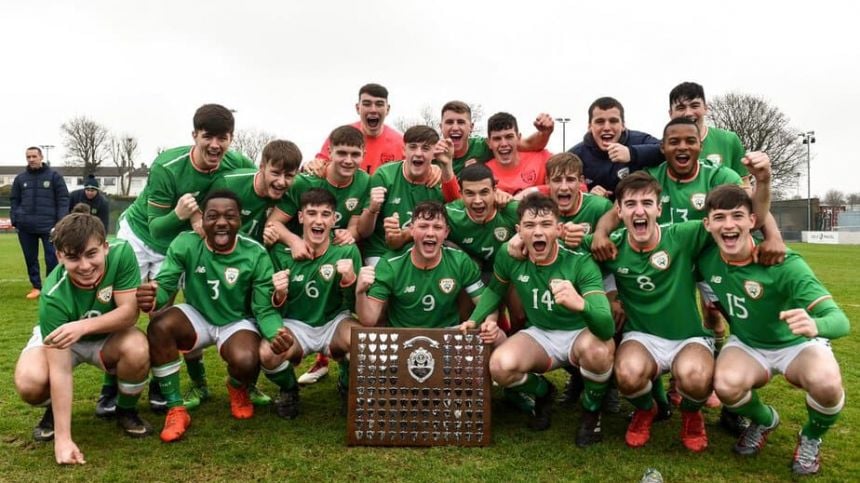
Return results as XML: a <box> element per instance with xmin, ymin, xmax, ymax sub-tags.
<box><xmin>486</xmin><ymin>150</ymin><xmax>552</xmax><ymax>195</ymax></box>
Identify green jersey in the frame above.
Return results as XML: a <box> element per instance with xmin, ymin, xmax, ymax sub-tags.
<box><xmin>445</xmin><ymin>200</ymin><xmax>519</xmax><ymax>271</ymax></box>
<box><xmin>270</xmin><ymin>242</ymin><xmax>362</xmax><ymax>327</ymax></box>
<box><xmin>363</xmin><ymin>161</ymin><xmax>445</xmax><ymax>259</ymax></box>
<box><xmin>697</xmin><ymin>246</ymin><xmax>849</xmax><ymax>349</ymax></box>
<box><xmin>210</xmin><ymin>169</ymin><xmax>275</xmax><ymax>242</ymax></box>
<box><xmin>646</xmin><ymin>160</ymin><xmax>741</xmax><ymax>225</ymax></box>
<box><xmin>154</xmin><ymin>231</ymin><xmax>282</xmax><ymax>340</ymax></box>
<box><xmin>367</xmin><ymin>246</ymin><xmax>484</xmax><ymax>328</ymax></box>
<box><xmin>275</xmin><ymin>170</ymin><xmax>370</xmax><ymax>235</ymax></box>
<box><xmin>39</xmin><ymin>240</ymin><xmax>140</xmax><ymax>341</ymax></box>
<box><xmin>452</xmin><ymin>137</ymin><xmax>492</xmax><ymax>176</ymax></box>
<box><xmin>472</xmin><ymin>242</ymin><xmax>613</xmax><ymax>338</ymax></box>
<box><xmin>582</xmin><ymin>222</ymin><xmax>711</xmax><ymax>339</ymax></box>
<box><xmin>120</xmin><ymin>146</ymin><xmax>254</xmax><ymax>254</ymax></box>
<box><xmin>559</xmin><ymin>192</ymin><xmax>614</xmax><ymax>235</ymax></box>
<box><xmin>702</xmin><ymin>127</ymin><xmax>748</xmax><ymax>177</ymax></box>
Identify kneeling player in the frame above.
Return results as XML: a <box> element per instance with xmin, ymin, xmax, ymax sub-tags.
<box><xmin>14</xmin><ymin>213</ymin><xmax>151</xmax><ymax>464</ymax></box>
<box><xmin>139</xmin><ymin>190</ymin><xmax>283</xmax><ymax>442</ymax></box>
<box><xmin>260</xmin><ymin>189</ymin><xmax>363</xmax><ymax>418</ymax></box>
<box><xmin>701</xmin><ymin>185</ymin><xmax>849</xmax><ymax>475</ymax></box>
<box><xmin>467</xmin><ymin>194</ymin><xmax>615</xmax><ymax>445</ymax></box>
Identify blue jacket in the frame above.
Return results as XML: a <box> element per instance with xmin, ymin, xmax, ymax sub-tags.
<box><xmin>569</xmin><ymin>129</ymin><xmax>663</xmax><ymax>198</ymax></box>
<box><xmin>69</xmin><ymin>188</ymin><xmax>110</xmax><ymax>232</ymax></box>
<box><xmin>11</xmin><ymin>165</ymin><xmax>69</xmax><ymax>234</ymax></box>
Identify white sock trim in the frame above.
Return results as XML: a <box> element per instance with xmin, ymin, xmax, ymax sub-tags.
<box><xmin>151</xmin><ymin>360</ymin><xmax>182</xmax><ymax>378</ymax></box>
<box><xmin>118</xmin><ymin>379</ymin><xmax>147</xmax><ymax>395</ymax></box>
<box><xmin>725</xmin><ymin>390</ymin><xmax>752</xmax><ymax>409</ymax></box>
<box><xmin>581</xmin><ymin>367</ymin><xmax>612</xmax><ymax>383</ymax></box>
<box><xmin>507</xmin><ymin>373</ymin><xmax>530</xmax><ymax>388</ymax></box>
<box><xmin>676</xmin><ymin>387</ymin><xmax>707</xmax><ymax>404</ymax></box>
<box><xmin>622</xmin><ymin>380</ymin><xmax>652</xmax><ymax>399</ymax></box>
<box><xmin>807</xmin><ymin>391</ymin><xmax>845</xmax><ymax>416</ymax></box>
<box><xmin>262</xmin><ymin>360</ymin><xmax>291</xmax><ymax>375</ymax></box>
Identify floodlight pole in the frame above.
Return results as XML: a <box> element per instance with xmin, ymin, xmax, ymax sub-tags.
<box><xmin>800</xmin><ymin>131</ymin><xmax>815</xmax><ymax>231</ymax></box>
<box><xmin>554</xmin><ymin>117</ymin><xmax>571</xmax><ymax>151</ymax></box>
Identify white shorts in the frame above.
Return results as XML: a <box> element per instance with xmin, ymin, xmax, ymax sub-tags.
<box><xmin>117</xmin><ymin>218</ymin><xmax>165</xmax><ymax>281</ymax></box>
<box><xmin>22</xmin><ymin>325</ymin><xmax>110</xmax><ymax>372</ymax></box>
<box><xmin>283</xmin><ymin>311</ymin><xmax>353</xmax><ymax>357</ymax></box>
<box><xmin>173</xmin><ymin>304</ymin><xmax>259</xmax><ymax>355</ymax></box>
<box><xmin>723</xmin><ymin>335</ymin><xmax>832</xmax><ymax>378</ymax></box>
<box><xmin>621</xmin><ymin>331</ymin><xmax>714</xmax><ymax>374</ymax></box>
<box><xmin>520</xmin><ymin>326</ymin><xmax>584</xmax><ymax>370</ymax></box>
<box><xmin>363</xmin><ymin>256</ymin><xmax>381</xmax><ymax>267</ymax></box>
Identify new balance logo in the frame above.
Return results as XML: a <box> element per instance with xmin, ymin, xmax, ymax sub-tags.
<box><xmin>292</xmin><ymin>274</ymin><xmax>304</xmax><ymax>282</ymax></box>
<box><xmin>710</xmin><ymin>276</ymin><xmax>722</xmax><ymax>284</ymax></box>
<box><xmin>241</xmin><ymin>209</ymin><xmax>251</xmax><ymax>216</ymax></box>
<box><xmin>392</xmin><ymin>197</ymin><xmax>402</xmax><ymax>204</ymax></box>
<box><xmin>517</xmin><ymin>275</ymin><xmax>530</xmax><ymax>283</ymax></box>
<box><xmin>195</xmin><ymin>266</ymin><xmax>206</xmax><ymax>274</ymax></box>
<box><xmin>403</xmin><ymin>285</ymin><xmax>416</xmax><ymax>293</ymax></box>
<box><xmin>463</xmin><ymin>237</ymin><xmax>474</xmax><ymax>244</ymax></box>
<box><xmin>617</xmin><ymin>267</ymin><xmax>629</xmax><ymax>274</ymax></box>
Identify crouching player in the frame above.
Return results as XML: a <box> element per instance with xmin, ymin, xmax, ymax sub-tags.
<box><xmin>701</xmin><ymin>185</ymin><xmax>849</xmax><ymax>475</ymax></box>
<box><xmin>138</xmin><ymin>190</ymin><xmax>283</xmax><ymax>442</ymax></box>
<box><xmin>260</xmin><ymin>189</ymin><xmax>363</xmax><ymax>418</ymax></box>
<box><xmin>14</xmin><ymin>213</ymin><xmax>151</xmax><ymax>464</ymax></box>
<box><xmin>466</xmin><ymin>194</ymin><xmax>615</xmax><ymax>446</ymax></box>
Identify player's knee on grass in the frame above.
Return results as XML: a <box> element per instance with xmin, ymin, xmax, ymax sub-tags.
<box><xmin>222</xmin><ymin>334</ymin><xmax>261</xmax><ymax>382</ymax></box>
<box><xmin>14</xmin><ymin>350</ymin><xmax>50</xmax><ymax>405</ymax></box>
<box><xmin>112</xmin><ymin>329</ymin><xmax>150</xmax><ymax>379</ymax></box>
<box><xmin>712</xmin><ymin>370</ymin><xmax>750</xmax><ymax>405</ymax></box>
<box><xmin>489</xmin><ymin>349</ymin><xmax>524</xmax><ymax>386</ymax></box>
<box><xmin>804</xmin><ymin>370</ymin><xmax>843</xmax><ymax>407</ymax></box>
<box><xmin>673</xmin><ymin>354</ymin><xmax>714</xmax><ymax>399</ymax></box>
<box><xmin>258</xmin><ymin>340</ymin><xmax>284</xmax><ymax>369</ymax></box>
<box><xmin>614</xmin><ymin>355</ymin><xmax>651</xmax><ymax>394</ymax></box>
<box><xmin>575</xmin><ymin>333</ymin><xmax>614</xmax><ymax>373</ymax></box>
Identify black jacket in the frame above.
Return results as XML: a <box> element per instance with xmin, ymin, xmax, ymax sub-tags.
<box><xmin>11</xmin><ymin>165</ymin><xmax>69</xmax><ymax>233</ymax></box>
<box><xmin>69</xmin><ymin>189</ymin><xmax>110</xmax><ymax>232</ymax></box>
<box><xmin>569</xmin><ymin>129</ymin><xmax>663</xmax><ymax>198</ymax></box>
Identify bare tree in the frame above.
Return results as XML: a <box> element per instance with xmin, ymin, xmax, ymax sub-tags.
<box><xmin>823</xmin><ymin>189</ymin><xmax>846</xmax><ymax>206</ymax></box>
<box><xmin>847</xmin><ymin>192</ymin><xmax>860</xmax><ymax>207</ymax></box>
<box><xmin>395</xmin><ymin>102</ymin><xmax>485</xmax><ymax>136</ymax></box>
<box><xmin>708</xmin><ymin>93</ymin><xmax>805</xmax><ymax>197</ymax></box>
<box><xmin>232</xmin><ymin>129</ymin><xmax>275</xmax><ymax>163</ymax></box>
<box><xmin>110</xmin><ymin>135</ymin><xmax>138</xmax><ymax>196</ymax></box>
<box><xmin>61</xmin><ymin>116</ymin><xmax>111</xmax><ymax>176</ymax></box>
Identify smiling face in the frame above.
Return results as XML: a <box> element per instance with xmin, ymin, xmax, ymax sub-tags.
<box><xmin>589</xmin><ymin>107</ymin><xmax>624</xmax><ymax>151</ymax></box>
<box><xmin>56</xmin><ymin>236</ymin><xmax>109</xmax><ymax>288</ymax></box>
<box><xmin>328</xmin><ymin>144</ymin><xmax>363</xmax><ymax>182</ymax></box>
<box><xmin>461</xmin><ymin>178</ymin><xmax>496</xmax><ymax>223</ymax></box>
<box><xmin>202</xmin><ymin>197</ymin><xmax>240</xmax><ymax>252</ymax></box>
<box><xmin>259</xmin><ymin>162</ymin><xmax>296</xmax><ymax>200</ymax></box>
<box><xmin>487</xmin><ymin>127</ymin><xmax>520</xmax><ymax>166</ymax></box>
<box><xmin>662</xmin><ymin>123</ymin><xmax>701</xmax><ymax>180</ymax></box>
<box><xmin>670</xmin><ymin>96</ymin><xmax>708</xmax><ymax>134</ymax></box>
<box><xmin>192</xmin><ymin>129</ymin><xmax>233</xmax><ymax>171</ymax></box>
<box><xmin>617</xmin><ymin>188</ymin><xmax>661</xmax><ymax>249</ymax></box>
<box><xmin>548</xmin><ymin>170</ymin><xmax>582</xmax><ymax>214</ymax></box>
<box><xmin>404</xmin><ymin>141</ymin><xmax>434</xmax><ymax>181</ymax></box>
<box><xmin>299</xmin><ymin>202</ymin><xmax>335</xmax><ymax>248</ymax></box>
<box><xmin>410</xmin><ymin>212</ymin><xmax>448</xmax><ymax>265</ymax></box>
<box><xmin>440</xmin><ymin>110</ymin><xmax>473</xmax><ymax>157</ymax></box>
<box><xmin>355</xmin><ymin>93</ymin><xmax>390</xmax><ymax>137</ymax></box>
<box><xmin>517</xmin><ymin>209</ymin><xmax>561</xmax><ymax>264</ymax></box>
<box><xmin>704</xmin><ymin>205</ymin><xmax>756</xmax><ymax>261</ymax></box>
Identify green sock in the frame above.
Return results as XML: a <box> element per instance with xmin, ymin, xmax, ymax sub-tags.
<box><xmin>651</xmin><ymin>377</ymin><xmax>669</xmax><ymax>407</ymax></box>
<box><xmin>103</xmin><ymin>372</ymin><xmax>118</xmax><ymax>389</ymax></box>
<box><xmin>228</xmin><ymin>376</ymin><xmax>244</xmax><ymax>389</ymax></box>
<box><xmin>803</xmin><ymin>405</ymin><xmax>840</xmax><ymax>439</ymax></box>
<box><xmin>117</xmin><ymin>392</ymin><xmax>141</xmax><ymax>410</ymax></box>
<box><xmin>628</xmin><ymin>392</ymin><xmax>655</xmax><ymax>411</ymax></box>
<box><xmin>153</xmin><ymin>360</ymin><xmax>184</xmax><ymax>408</ymax></box>
<box><xmin>582</xmin><ymin>377</ymin><xmax>609</xmax><ymax>412</ymax></box>
<box><xmin>503</xmin><ymin>388</ymin><xmax>535</xmax><ymax>413</ymax></box>
<box><xmin>510</xmin><ymin>373</ymin><xmax>548</xmax><ymax>397</ymax></box>
<box><xmin>680</xmin><ymin>397</ymin><xmax>704</xmax><ymax>413</ymax></box>
<box><xmin>265</xmin><ymin>363</ymin><xmax>298</xmax><ymax>391</ymax></box>
<box><xmin>116</xmin><ymin>379</ymin><xmax>146</xmax><ymax>410</ymax></box>
<box><xmin>186</xmin><ymin>357</ymin><xmax>207</xmax><ymax>386</ymax></box>
<box><xmin>338</xmin><ymin>359</ymin><xmax>350</xmax><ymax>389</ymax></box>
<box><xmin>728</xmin><ymin>390</ymin><xmax>773</xmax><ymax>426</ymax></box>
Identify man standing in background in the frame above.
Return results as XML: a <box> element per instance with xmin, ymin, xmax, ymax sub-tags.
<box><xmin>11</xmin><ymin>146</ymin><xmax>69</xmax><ymax>300</ymax></box>
<box><xmin>68</xmin><ymin>175</ymin><xmax>110</xmax><ymax>232</ymax></box>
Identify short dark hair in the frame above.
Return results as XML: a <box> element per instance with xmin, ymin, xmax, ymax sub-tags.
<box><xmin>71</xmin><ymin>202</ymin><xmax>91</xmax><ymax>214</ymax></box>
<box><xmin>588</xmin><ymin>97</ymin><xmax>625</xmax><ymax>123</ymax></box>
<box><xmin>193</xmin><ymin>104</ymin><xmax>235</xmax><ymax>136</ymax></box>
<box><xmin>669</xmin><ymin>81</ymin><xmax>706</xmax><ymax>107</ymax></box>
<box><xmin>403</xmin><ymin>125</ymin><xmax>439</xmax><ymax>145</ymax></box>
<box><xmin>441</xmin><ymin>100</ymin><xmax>471</xmax><ymax>118</ymax></box>
<box><xmin>614</xmin><ymin>171</ymin><xmax>661</xmax><ymax>203</ymax></box>
<box><xmin>487</xmin><ymin>112</ymin><xmax>518</xmax><ymax>135</ymax></box>
<box><xmin>358</xmin><ymin>83</ymin><xmax>389</xmax><ymax>100</ymax></box>
<box><xmin>299</xmin><ymin>188</ymin><xmax>337</xmax><ymax>211</ymax></box>
<box><xmin>517</xmin><ymin>193</ymin><xmax>559</xmax><ymax>221</ymax></box>
<box><xmin>26</xmin><ymin>146</ymin><xmax>42</xmax><ymax>155</ymax></box>
<box><xmin>412</xmin><ymin>200</ymin><xmax>447</xmax><ymax>225</ymax></box>
<box><xmin>459</xmin><ymin>163</ymin><xmax>495</xmax><ymax>188</ymax></box>
<box><xmin>261</xmin><ymin>140</ymin><xmax>302</xmax><ymax>173</ymax></box>
<box><xmin>706</xmin><ymin>185</ymin><xmax>752</xmax><ymax>214</ymax></box>
<box><xmin>52</xmin><ymin>212</ymin><xmax>106</xmax><ymax>256</ymax></box>
<box><xmin>662</xmin><ymin>117</ymin><xmax>700</xmax><ymax>137</ymax></box>
<box><xmin>329</xmin><ymin>125</ymin><xmax>365</xmax><ymax>149</ymax></box>
<box><xmin>546</xmin><ymin>152</ymin><xmax>584</xmax><ymax>179</ymax></box>
<box><xmin>202</xmin><ymin>189</ymin><xmax>242</xmax><ymax>213</ymax></box>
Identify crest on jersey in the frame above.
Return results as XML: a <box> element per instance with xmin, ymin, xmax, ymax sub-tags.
<box><xmin>97</xmin><ymin>286</ymin><xmax>113</xmax><ymax>304</ymax></box>
<box><xmin>493</xmin><ymin>227</ymin><xmax>509</xmax><ymax>241</ymax></box>
<box><xmin>581</xmin><ymin>223</ymin><xmax>592</xmax><ymax>235</ymax></box>
<box><xmin>407</xmin><ymin>347</ymin><xmax>435</xmax><ymax>383</ymax></box>
<box><xmin>690</xmin><ymin>193</ymin><xmax>707</xmax><ymax>211</ymax></box>
<box><xmin>706</xmin><ymin>154</ymin><xmax>723</xmax><ymax>166</ymax></box>
<box><xmin>744</xmin><ymin>280</ymin><xmax>763</xmax><ymax>299</ymax></box>
<box><xmin>617</xmin><ymin>167</ymin><xmax>630</xmax><ymax>179</ymax></box>
<box><xmin>320</xmin><ymin>264</ymin><xmax>335</xmax><ymax>281</ymax></box>
<box><xmin>345</xmin><ymin>197</ymin><xmax>359</xmax><ymax>211</ymax></box>
<box><xmin>224</xmin><ymin>267</ymin><xmax>239</xmax><ymax>285</ymax></box>
<box><xmin>520</xmin><ymin>169</ymin><xmax>538</xmax><ymax>185</ymax></box>
<box><xmin>439</xmin><ymin>278</ymin><xmax>456</xmax><ymax>294</ymax></box>
<box><xmin>649</xmin><ymin>251</ymin><xmax>670</xmax><ymax>270</ymax></box>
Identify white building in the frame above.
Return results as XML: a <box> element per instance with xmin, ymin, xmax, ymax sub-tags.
<box><xmin>0</xmin><ymin>165</ymin><xmax>149</xmax><ymax>197</ymax></box>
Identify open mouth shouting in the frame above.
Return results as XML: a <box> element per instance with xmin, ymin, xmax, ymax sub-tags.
<box><xmin>631</xmin><ymin>218</ymin><xmax>648</xmax><ymax>237</ymax></box>
<box><xmin>720</xmin><ymin>231</ymin><xmax>741</xmax><ymax>250</ymax></box>
<box><xmin>556</xmin><ymin>192</ymin><xmax>573</xmax><ymax>210</ymax></box>
<box><xmin>365</xmin><ymin>113</ymin><xmax>381</xmax><ymax>130</ymax></box>
<box><xmin>673</xmin><ymin>152</ymin><xmax>692</xmax><ymax>170</ymax></box>
<box><xmin>212</xmin><ymin>228</ymin><xmax>233</xmax><ymax>249</ymax></box>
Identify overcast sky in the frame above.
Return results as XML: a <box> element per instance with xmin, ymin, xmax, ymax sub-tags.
<box><xmin>2</xmin><ymin>1</ymin><xmax>858</xmax><ymax>197</ymax></box>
